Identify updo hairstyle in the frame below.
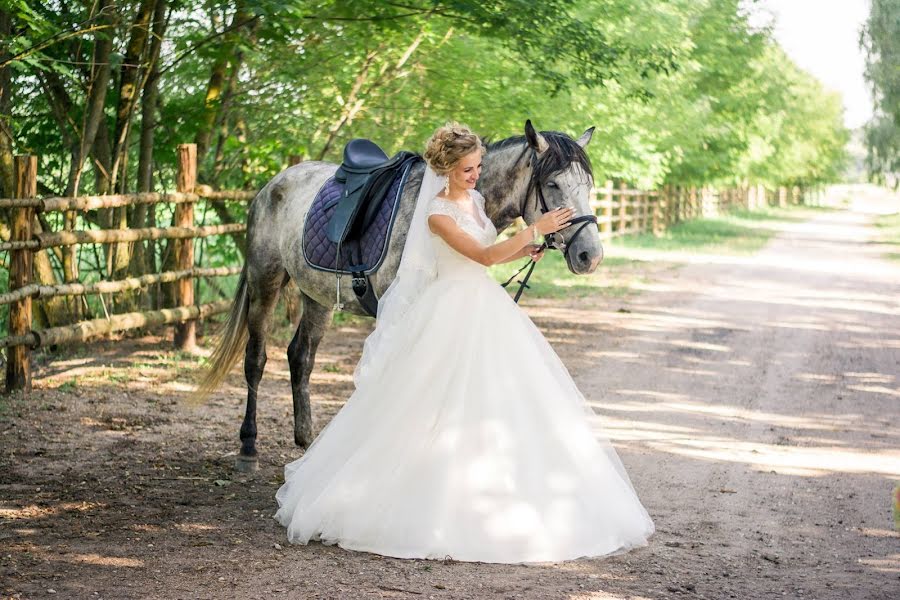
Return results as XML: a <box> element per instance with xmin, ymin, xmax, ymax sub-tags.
<box><xmin>423</xmin><ymin>122</ymin><xmax>485</xmax><ymax>176</ymax></box>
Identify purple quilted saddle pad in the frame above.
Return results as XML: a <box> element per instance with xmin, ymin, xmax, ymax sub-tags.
<box><xmin>303</xmin><ymin>162</ymin><xmax>415</xmax><ymax>275</ymax></box>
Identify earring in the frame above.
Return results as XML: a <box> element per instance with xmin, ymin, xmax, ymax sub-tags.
<box><xmin>444</xmin><ymin>181</ymin><xmax>450</xmax><ymax>196</ymax></box>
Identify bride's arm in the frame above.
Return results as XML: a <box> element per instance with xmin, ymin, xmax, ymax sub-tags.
<box><xmin>428</xmin><ymin>207</ymin><xmax>573</xmax><ymax>267</ymax></box>
<box><xmin>496</xmin><ymin>244</ymin><xmax>540</xmax><ymax>264</ymax></box>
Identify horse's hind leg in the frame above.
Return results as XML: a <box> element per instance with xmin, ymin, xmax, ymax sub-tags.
<box><xmin>236</xmin><ymin>272</ymin><xmax>284</xmax><ymax>472</ymax></box>
<box><xmin>287</xmin><ymin>293</ymin><xmax>332</xmax><ymax>448</ymax></box>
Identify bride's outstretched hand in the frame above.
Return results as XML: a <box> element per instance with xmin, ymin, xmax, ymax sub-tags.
<box><xmin>535</xmin><ymin>206</ymin><xmax>576</xmax><ymax>235</ymax></box>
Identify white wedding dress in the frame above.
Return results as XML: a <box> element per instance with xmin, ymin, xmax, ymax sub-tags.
<box><xmin>274</xmin><ymin>190</ymin><xmax>655</xmax><ymax>563</ymax></box>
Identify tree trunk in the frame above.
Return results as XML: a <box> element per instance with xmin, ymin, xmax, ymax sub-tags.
<box><xmin>132</xmin><ymin>0</ymin><xmax>168</xmax><ymax>309</ymax></box>
<box><xmin>195</xmin><ymin>2</ymin><xmax>256</xmax><ymax>166</ymax></box>
<box><xmin>104</xmin><ymin>0</ymin><xmax>156</xmax><ymax>303</ymax></box>
<box><xmin>315</xmin><ymin>29</ymin><xmax>426</xmax><ymax>161</ymax></box>
<box><xmin>39</xmin><ymin>71</ymin><xmax>77</xmax><ymax>150</ymax></box>
<box><xmin>30</xmin><ymin>219</ymin><xmax>74</xmax><ymax>328</ymax></box>
<box><xmin>65</xmin><ymin>0</ymin><xmax>115</xmax><ymax>198</ymax></box>
<box><xmin>93</xmin><ymin>117</ymin><xmax>112</xmax><ymax>195</ymax></box>
<box><xmin>110</xmin><ymin>0</ymin><xmax>155</xmax><ymax>195</ymax></box>
<box><xmin>209</xmin><ymin>56</ymin><xmax>241</xmax><ymax>185</ymax></box>
<box><xmin>0</xmin><ymin>9</ymin><xmax>14</xmax><ymax>200</ymax></box>
<box><xmin>315</xmin><ymin>48</ymin><xmax>381</xmax><ymax>160</ymax></box>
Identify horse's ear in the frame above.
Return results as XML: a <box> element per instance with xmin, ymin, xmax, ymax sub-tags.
<box><xmin>575</xmin><ymin>127</ymin><xmax>595</xmax><ymax>148</ymax></box>
<box><xmin>524</xmin><ymin>119</ymin><xmax>549</xmax><ymax>154</ymax></box>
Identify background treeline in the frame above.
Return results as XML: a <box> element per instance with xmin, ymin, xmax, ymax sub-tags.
<box><xmin>861</xmin><ymin>0</ymin><xmax>900</xmax><ymax>188</ymax></box>
<box><xmin>1</xmin><ymin>0</ymin><xmax>849</xmax><ymax>197</ymax></box>
<box><xmin>0</xmin><ymin>0</ymin><xmax>849</xmax><ymax>326</ymax></box>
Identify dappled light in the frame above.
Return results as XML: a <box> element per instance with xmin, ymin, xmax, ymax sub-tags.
<box><xmin>3</xmin><ymin>193</ymin><xmax>899</xmax><ymax>596</ymax></box>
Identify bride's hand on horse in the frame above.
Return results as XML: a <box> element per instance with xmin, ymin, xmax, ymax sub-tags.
<box><xmin>535</xmin><ymin>206</ymin><xmax>576</xmax><ymax>235</ymax></box>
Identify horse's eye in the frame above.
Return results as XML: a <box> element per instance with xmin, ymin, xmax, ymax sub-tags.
<box><xmin>546</xmin><ymin>181</ymin><xmax>558</xmax><ymax>189</ymax></box>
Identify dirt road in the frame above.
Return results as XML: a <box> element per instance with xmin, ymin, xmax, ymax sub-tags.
<box><xmin>1</xmin><ymin>189</ymin><xmax>898</xmax><ymax>599</ymax></box>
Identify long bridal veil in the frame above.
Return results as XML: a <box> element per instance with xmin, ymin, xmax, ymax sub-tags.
<box><xmin>353</xmin><ymin>164</ymin><xmax>447</xmax><ymax>389</ymax></box>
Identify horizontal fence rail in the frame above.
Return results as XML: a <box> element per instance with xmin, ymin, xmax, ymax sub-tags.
<box><xmin>0</xmin><ymin>187</ymin><xmax>256</xmax><ymax>212</ymax></box>
<box><xmin>0</xmin><ymin>144</ymin><xmax>255</xmax><ymax>393</ymax></box>
<box><xmin>0</xmin><ymin>144</ymin><xmax>816</xmax><ymax>394</ymax></box>
<box><xmin>0</xmin><ymin>266</ymin><xmax>242</xmax><ymax>307</ymax></box>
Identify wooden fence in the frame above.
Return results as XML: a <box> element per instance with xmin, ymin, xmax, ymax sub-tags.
<box><xmin>588</xmin><ymin>181</ymin><xmax>806</xmax><ymax>239</ymax></box>
<box><xmin>0</xmin><ymin>144</ymin><xmax>253</xmax><ymax>393</ymax></box>
<box><xmin>0</xmin><ymin>144</ymin><xmax>810</xmax><ymax>394</ymax></box>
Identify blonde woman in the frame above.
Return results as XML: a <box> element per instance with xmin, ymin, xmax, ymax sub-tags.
<box><xmin>275</xmin><ymin>122</ymin><xmax>654</xmax><ymax>563</ymax></box>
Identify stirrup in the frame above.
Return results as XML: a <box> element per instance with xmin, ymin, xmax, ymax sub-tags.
<box><xmin>333</xmin><ymin>274</ymin><xmax>344</xmax><ymax>312</ymax></box>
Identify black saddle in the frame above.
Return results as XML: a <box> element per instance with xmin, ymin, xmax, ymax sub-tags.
<box><xmin>342</xmin><ymin>138</ymin><xmax>390</xmax><ymax>170</ymax></box>
<box><xmin>327</xmin><ymin>139</ymin><xmax>418</xmax><ymax>244</ymax></box>
<box><xmin>318</xmin><ymin>138</ymin><xmax>421</xmax><ymax>316</ymax></box>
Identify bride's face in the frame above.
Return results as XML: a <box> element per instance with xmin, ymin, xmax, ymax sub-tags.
<box><xmin>450</xmin><ymin>151</ymin><xmax>482</xmax><ymax>191</ymax></box>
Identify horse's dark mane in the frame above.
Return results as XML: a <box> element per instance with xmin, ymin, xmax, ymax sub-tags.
<box><xmin>485</xmin><ymin>132</ymin><xmax>593</xmax><ymax>182</ymax></box>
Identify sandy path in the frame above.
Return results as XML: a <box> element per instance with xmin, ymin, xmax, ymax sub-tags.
<box><xmin>563</xmin><ymin>189</ymin><xmax>900</xmax><ymax>599</ymax></box>
<box><xmin>1</xmin><ymin>190</ymin><xmax>898</xmax><ymax>599</ymax></box>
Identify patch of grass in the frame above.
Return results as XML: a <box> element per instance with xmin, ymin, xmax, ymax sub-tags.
<box><xmin>489</xmin><ymin>250</ymin><xmax>645</xmax><ymax>300</ymax></box>
<box><xmin>58</xmin><ymin>378</ymin><xmax>78</xmax><ymax>392</ymax></box>
<box><xmin>486</xmin><ymin>205</ymin><xmax>826</xmax><ymax>299</ymax></box>
<box><xmin>332</xmin><ymin>311</ymin><xmax>368</xmax><ymax>327</ymax></box>
<box><xmin>874</xmin><ymin>212</ymin><xmax>900</xmax><ymax>261</ymax></box>
<box><xmin>614</xmin><ymin>212</ymin><xmax>780</xmax><ymax>255</ymax></box>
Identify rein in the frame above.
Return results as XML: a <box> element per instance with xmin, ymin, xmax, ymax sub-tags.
<box><xmin>501</xmin><ymin>149</ymin><xmax>599</xmax><ymax>303</ymax></box>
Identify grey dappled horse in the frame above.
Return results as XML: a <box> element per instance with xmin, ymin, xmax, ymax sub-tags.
<box><xmin>196</xmin><ymin>121</ymin><xmax>602</xmax><ymax>471</ymax></box>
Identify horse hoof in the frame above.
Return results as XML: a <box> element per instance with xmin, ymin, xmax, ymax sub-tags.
<box><xmin>234</xmin><ymin>454</ymin><xmax>259</xmax><ymax>473</ymax></box>
<box><xmin>294</xmin><ymin>429</ymin><xmax>313</xmax><ymax>449</ymax></box>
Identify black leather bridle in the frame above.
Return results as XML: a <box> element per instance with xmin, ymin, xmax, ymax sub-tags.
<box><xmin>501</xmin><ymin>149</ymin><xmax>600</xmax><ymax>303</ymax></box>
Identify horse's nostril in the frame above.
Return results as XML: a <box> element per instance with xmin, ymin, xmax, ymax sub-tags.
<box><xmin>578</xmin><ymin>251</ymin><xmax>590</xmax><ymax>264</ymax></box>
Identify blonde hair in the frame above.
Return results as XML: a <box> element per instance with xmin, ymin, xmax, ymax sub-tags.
<box><xmin>423</xmin><ymin>121</ymin><xmax>485</xmax><ymax>176</ymax></box>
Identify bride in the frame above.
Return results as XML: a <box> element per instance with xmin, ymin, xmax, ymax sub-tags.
<box><xmin>274</xmin><ymin>122</ymin><xmax>655</xmax><ymax>563</ymax></box>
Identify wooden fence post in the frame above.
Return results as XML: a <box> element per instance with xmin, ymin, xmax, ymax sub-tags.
<box><xmin>5</xmin><ymin>155</ymin><xmax>37</xmax><ymax>393</ymax></box>
<box><xmin>618</xmin><ymin>182</ymin><xmax>627</xmax><ymax>234</ymax></box>
<box><xmin>601</xmin><ymin>180</ymin><xmax>613</xmax><ymax>238</ymax></box>
<box><xmin>174</xmin><ymin>144</ymin><xmax>197</xmax><ymax>351</ymax></box>
<box><xmin>669</xmin><ymin>186</ymin><xmax>678</xmax><ymax>225</ymax></box>
<box><xmin>633</xmin><ymin>191</ymin><xmax>641</xmax><ymax>233</ymax></box>
<box><xmin>639</xmin><ymin>192</ymin><xmax>648</xmax><ymax>233</ymax></box>
<box><xmin>677</xmin><ymin>186</ymin><xmax>684</xmax><ymax>224</ymax></box>
<box><xmin>654</xmin><ymin>187</ymin><xmax>665</xmax><ymax>235</ymax></box>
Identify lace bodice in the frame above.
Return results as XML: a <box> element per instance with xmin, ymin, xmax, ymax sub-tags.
<box><xmin>427</xmin><ymin>190</ymin><xmax>498</xmax><ymax>279</ymax></box>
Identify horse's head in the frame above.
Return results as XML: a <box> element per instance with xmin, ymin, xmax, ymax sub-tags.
<box><xmin>522</xmin><ymin>120</ymin><xmax>602</xmax><ymax>275</ymax></box>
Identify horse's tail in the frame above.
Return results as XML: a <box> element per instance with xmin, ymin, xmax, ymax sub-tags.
<box><xmin>191</xmin><ymin>264</ymin><xmax>250</xmax><ymax>403</ymax></box>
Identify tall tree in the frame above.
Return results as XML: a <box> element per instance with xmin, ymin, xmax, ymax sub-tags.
<box><xmin>861</xmin><ymin>0</ymin><xmax>900</xmax><ymax>187</ymax></box>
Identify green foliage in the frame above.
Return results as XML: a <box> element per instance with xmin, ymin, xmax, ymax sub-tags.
<box><xmin>1</xmin><ymin>0</ymin><xmax>851</xmax><ymax>193</ymax></box>
<box><xmin>0</xmin><ymin>0</ymin><xmax>853</xmax><ymax>310</ymax></box>
<box><xmin>874</xmin><ymin>211</ymin><xmax>900</xmax><ymax>261</ymax></box>
<box><xmin>488</xmin><ymin>250</ymin><xmax>642</xmax><ymax>299</ymax></box>
<box><xmin>615</xmin><ymin>209</ymin><xmax>793</xmax><ymax>255</ymax></box>
<box><xmin>860</xmin><ymin>0</ymin><xmax>900</xmax><ymax>187</ymax></box>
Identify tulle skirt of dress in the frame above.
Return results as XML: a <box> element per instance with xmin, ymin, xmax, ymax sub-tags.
<box><xmin>274</xmin><ymin>271</ymin><xmax>655</xmax><ymax>563</ymax></box>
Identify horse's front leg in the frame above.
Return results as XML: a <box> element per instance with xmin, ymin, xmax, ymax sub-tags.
<box><xmin>236</xmin><ymin>278</ymin><xmax>282</xmax><ymax>472</ymax></box>
<box><xmin>287</xmin><ymin>292</ymin><xmax>332</xmax><ymax>448</ymax></box>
